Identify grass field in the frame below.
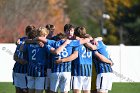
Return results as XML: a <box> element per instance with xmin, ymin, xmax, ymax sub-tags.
<box><xmin>0</xmin><ymin>82</ymin><xmax>140</xmax><ymax>93</ymax></box>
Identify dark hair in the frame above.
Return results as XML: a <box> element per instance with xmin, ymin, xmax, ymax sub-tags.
<box><xmin>64</xmin><ymin>24</ymin><xmax>74</xmax><ymax>33</ymax></box>
<box><xmin>56</xmin><ymin>33</ymin><xmax>67</xmax><ymax>40</ymax></box>
<box><xmin>25</xmin><ymin>25</ymin><xmax>36</xmax><ymax>35</ymax></box>
<box><xmin>74</xmin><ymin>26</ymin><xmax>87</xmax><ymax>38</ymax></box>
<box><xmin>27</xmin><ymin>29</ymin><xmax>37</xmax><ymax>39</ymax></box>
<box><xmin>46</xmin><ymin>24</ymin><xmax>55</xmax><ymax>30</ymax></box>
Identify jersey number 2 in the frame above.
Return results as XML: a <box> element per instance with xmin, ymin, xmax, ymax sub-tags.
<box><xmin>32</xmin><ymin>49</ymin><xmax>36</xmax><ymax>60</ymax></box>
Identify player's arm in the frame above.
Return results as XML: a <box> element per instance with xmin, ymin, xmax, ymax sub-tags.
<box><xmin>36</xmin><ymin>36</ymin><xmax>47</xmax><ymax>43</ymax></box>
<box><xmin>25</xmin><ymin>37</ymin><xmax>45</xmax><ymax>44</ymax></box>
<box><xmin>50</xmin><ymin>39</ymin><xmax>71</xmax><ymax>55</ymax></box>
<box><xmin>15</xmin><ymin>38</ymin><xmax>20</xmax><ymax>45</ymax></box>
<box><xmin>84</xmin><ymin>36</ymin><xmax>103</xmax><ymax>50</ymax></box>
<box><xmin>84</xmin><ymin>42</ymin><xmax>97</xmax><ymax>50</ymax></box>
<box><xmin>13</xmin><ymin>52</ymin><xmax>19</xmax><ymax>62</ymax></box>
<box><xmin>19</xmin><ymin>44</ymin><xmax>28</xmax><ymax>64</ymax></box>
<box><xmin>13</xmin><ymin>52</ymin><xmax>27</xmax><ymax>64</ymax></box>
<box><xmin>25</xmin><ymin>38</ymin><xmax>45</xmax><ymax>47</ymax></box>
<box><xmin>19</xmin><ymin>58</ymin><xmax>28</xmax><ymax>65</ymax></box>
<box><xmin>94</xmin><ymin>51</ymin><xmax>113</xmax><ymax>66</ymax></box>
<box><xmin>77</xmin><ymin>37</ymin><xmax>91</xmax><ymax>45</ymax></box>
<box><xmin>55</xmin><ymin>51</ymin><xmax>78</xmax><ymax>64</ymax></box>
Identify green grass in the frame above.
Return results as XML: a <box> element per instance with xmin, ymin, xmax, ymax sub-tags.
<box><xmin>0</xmin><ymin>82</ymin><xmax>15</xmax><ymax>93</ymax></box>
<box><xmin>0</xmin><ymin>82</ymin><xmax>140</xmax><ymax>93</ymax></box>
<box><xmin>109</xmin><ymin>82</ymin><xmax>140</xmax><ymax>93</ymax></box>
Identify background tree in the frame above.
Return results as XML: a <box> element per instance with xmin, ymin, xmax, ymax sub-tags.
<box><xmin>0</xmin><ymin>0</ymin><xmax>68</xmax><ymax>43</ymax></box>
<box><xmin>0</xmin><ymin>0</ymin><xmax>140</xmax><ymax>45</ymax></box>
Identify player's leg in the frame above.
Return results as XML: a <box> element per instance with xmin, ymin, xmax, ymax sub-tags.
<box><xmin>35</xmin><ymin>77</ymin><xmax>45</xmax><ymax>93</ymax></box>
<box><xmin>22</xmin><ymin>88</ymin><xmax>28</xmax><ymax>93</ymax></box>
<box><xmin>35</xmin><ymin>89</ymin><xmax>43</xmax><ymax>93</ymax></box>
<box><xmin>73</xmin><ymin>89</ymin><xmax>81</xmax><ymax>93</ymax></box>
<box><xmin>28</xmin><ymin>89</ymin><xmax>35</xmax><ymax>93</ymax></box>
<box><xmin>50</xmin><ymin>72</ymin><xmax>60</xmax><ymax>93</ymax></box>
<box><xmin>82</xmin><ymin>76</ymin><xmax>91</xmax><ymax>93</ymax></box>
<box><xmin>83</xmin><ymin>90</ymin><xmax>90</xmax><ymax>93</ymax></box>
<box><xmin>96</xmin><ymin>73</ymin><xmax>113</xmax><ymax>93</ymax></box>
<box><xmin>13</xmin><ymin>73</ymin><xmax>28</xmax><ymax>93</ymax></box>
<box><xmin>22</xmin><ymin>74</ymin><xmax>28</xmax><ymax>93</ymax></box>
<box><xmin>71</xmin><ymin>76</ymin><xmax>82</xmax><ymax>93</ymax></box>
<box><xmin>45</xmin><ymin>69</ymin><xmax>51</xmax><ymax>93</ymax></box>
<box><xmin>15</xmin><ymin>87</ymin><xmax>22</xmax><ymax>93</ymax></box>
<box><xmin>60</xmin><ymin>72</ymin><xmax>71</xmax><ymax>93</ymax></box>
<box><xmin>27</xmin><ymin>76</ymin><xmax>35</xmax><ymax>93</ymax></box>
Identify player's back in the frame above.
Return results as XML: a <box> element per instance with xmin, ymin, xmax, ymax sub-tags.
<box><xmin>13</xmin><ymin>37</ymin><xmax>28</xmax><ymax>73</ymax></box>
<box><xmin>97</xmin><ymin>41</ymin><xmax>110</xmax><ymax>59</ymax></box>
<box><xmin>93</xmin><ymin>41</ymin><xmax>112</xmax><ymax>74</ymax></box>
<box><xmin>27</xmin><ymin>44</ymin><xmax>48</xmax><ymax>65</ymax></box>
<box><xmin>72</xmin><ymin>44</ymin><xmax>92</xmax><ymax>76</ymax></box>
<box><xmin>26</xmin><ymin>43</ymin><xmax>49</xmax><ymax>77</ymax></box>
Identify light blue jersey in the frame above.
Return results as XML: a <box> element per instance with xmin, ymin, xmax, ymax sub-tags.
<box><xmin>46</xmin><ymin>39</ymin><xmax>56</xmax><ymax>69</ymax></box>
<box><xmin>72</xmin><ymin>45</ymin><xmax>92</xmax><ymax>76</ymax></box>
<box><xmin>93</xmin><ymin>41</ymin><xmax>112</xmax><ymax>74</ymax></box>
<box><xmin>47</xmin><ymin>40</ymin><xmax>80</xmax><ymax>73</ymax></box>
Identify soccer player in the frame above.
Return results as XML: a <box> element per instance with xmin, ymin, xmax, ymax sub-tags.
<box><xmin>46</xmin><ymin>24</ymin><xmax>56</xmax><ymax>39</ymax></box>
<box><xmin>45</xmin><ymin>24</ymin><xmax>56</xmax><ymax>93</ymax></box>
<box><xmin>64</xmin><ymin>24</ymin><xmax>75</xmax><ymax>40</ymax></box>
<box><xmin>83</xmin><ymin>37</ymin><xmax>113</xmax><ymax>93</ymax></box>
<box><xmin>21</xmin><ymin>27</ymin><xmax>47</xmax><ymax>93</ymax></box>
<box><xmin>23</xmin><ymin>27</ymin><xmax>71</xmax><ymax>93</ymax></box>
<box><xmin>47</xmin><ymin>33</ymin><xmax>78</xmax><ymax>93</ymax></box>
<box><xmin>71</xmin><ymin>27</ymin><xmax>93</xmax><ymax>93</ymax></box>
<box><xmin>13</xmin><ymin>25</ymin><xmax>35</xmax><ymax>93</ymax></box>
<box><xmin>92</xmin><ymin>41</ymin><xmax>113</xmax><ymax>93</ymax></box>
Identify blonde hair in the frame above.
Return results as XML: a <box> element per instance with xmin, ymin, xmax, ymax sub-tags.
<box><xmin>37</xmin><ymin>27</ymin><xmax>49</xmax><ymax>37</ymax></box>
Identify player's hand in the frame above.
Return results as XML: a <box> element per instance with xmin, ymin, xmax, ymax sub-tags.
<box><xmin>97</xmin><ymin>37</ymin><xmax>103</xmax><ymax>41</ymax></box>
<box><xmin>37</xmin><ymin>36</ymin><xmax>46</xmax><ymax>41</ymax></box>
<box><xmin>38</xmin><ymin>41</ymin><xmax>44</xmax><ymax>47</ymax></box>
<box><xmin>19</xmin><ymin>59</ymin><xmax>27</xmax><ymax>65</ymax></box>
<box><xmin>75</xmin><ymin>36</ymin><xmax>80</xmax><ymax>40</ymax></box>
<box><xmin>91</xmin><ymin>39</ymin><xmax>98</xmax><ymax>45</ymax></box>
<box><xmin>85</xmin><ymin>34</ymin><xmax>93</xmax><ymax>40</ymax></box>
<box><xmin>16</xmin><ymin>39</ymin><xmax>20</xmax><ymax>45</ymax></box>
<box><xmin>110</xmin><ymin>62</ymin><xmax>114</xmax><ymax>66</ymax></box>
<box><xmin>92</xmin><ymin>37</ymin><xmax>103</xmax><ymax>45</ymax></box>
<box><xmin>55</xmin><ymin>59</ymin><xmax>63</xmax><ymax>64</ymax></box>
<box><xmin>65</xmin><ymin>39</ymin><xmax>71</xmax><ymax>45</ymax></box>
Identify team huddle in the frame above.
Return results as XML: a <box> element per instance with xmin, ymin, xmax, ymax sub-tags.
<box><xmin>13</xmin><ymin>24</ymin><xmax>113</xmax><ymax>93</ymax></box>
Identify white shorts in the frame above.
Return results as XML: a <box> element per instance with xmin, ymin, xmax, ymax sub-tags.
<box><xmin>50</xmin><ymin>72</ymin><xmax>71</xmax><ymax>92</ymax></box>
<box><xmin>45</xmin><ymin>69</ymin><xmax>52</xmax><ymax>89</ymax></box>
<box><xmin>27</xmin><ymin>76</ymin><xmax>45</xmax><ymax>90</ymax></box>
<box><xmin>96</xmin><ymin>73</ymin><xmax>113</xmax><ymax>91</ymax></box>
<box><xmin>13</xmin><ymin>72</ymin><xmax>27</xmax><ymax>89</ymax></box>
<box><xmin>71</xmin><ymin>76</ymin><xmax>91</xmax><ymax>90</ymax></box>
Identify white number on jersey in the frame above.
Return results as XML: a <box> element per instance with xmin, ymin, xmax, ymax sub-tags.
<box><xmin>82</xmin><ymin>46</ymin><xmax>92</xmax><ymax>58</ymax></box>
<box><xmin>59</xmin><ymin>48</ymin><xmax>68</xmax><ymax>58</ymax></box>
<box><xmin>32</xmin><ymin>49</ymin><xmax>36</xmax><ymax>60</ymax></box>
